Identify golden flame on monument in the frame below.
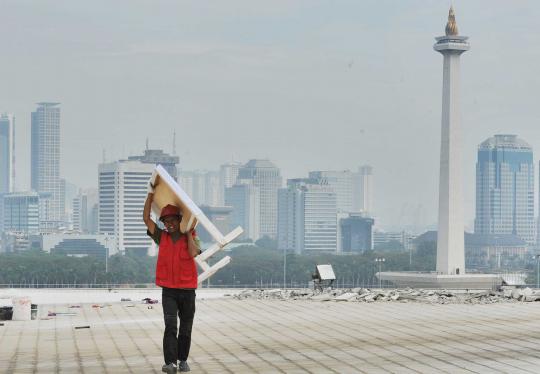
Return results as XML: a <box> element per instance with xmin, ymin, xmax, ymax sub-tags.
<box><xmin>445</xmin><ymin>6</ymin><xmax>459</xmax><ymax>36</ymax></box>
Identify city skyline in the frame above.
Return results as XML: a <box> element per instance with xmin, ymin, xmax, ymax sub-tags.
<box><xmin>2</xmin><ymin>2</ymin><xmax>540</xmax><ymax>230</ymax></box>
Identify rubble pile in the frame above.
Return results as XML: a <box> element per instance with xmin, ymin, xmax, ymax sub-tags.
<box><xmin>233</xmin><ymin>287</ymin><xmax>540</xmax><ymax>304</ymax></box>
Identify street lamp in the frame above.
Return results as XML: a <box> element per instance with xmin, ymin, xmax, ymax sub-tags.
<box><xmin>375</xmin><ymin>257</ymin><xmax>385</xmax><ymax>289</ymax></box>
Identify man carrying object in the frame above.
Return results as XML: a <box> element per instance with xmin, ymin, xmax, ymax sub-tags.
<box><xmin>143</xmin><ymin>176</ymin><xmax>201</xmax><ymax>373</ymax></box>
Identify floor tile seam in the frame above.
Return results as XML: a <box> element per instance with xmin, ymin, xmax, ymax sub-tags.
<box><xmin>30</xmin><ymin>317</ymin><xmax>42</xmax><ymax>373</ymax></box>
<box><xmin>64</xmin><ymin>314</ymin><xmax>87</xmax><ymax>374</ymax></box>
<box><xmin>266</xmin><ymin>300</ymin><xmax>464</xmax><ymax>366</ymax></box>
<box><xmin>204</xmin><ymin>300</ymin><xmax>309</xmax><ymax>373</ymax></box>
<box><xmin>5</xmin><ymin>316</ymin><xmax>29</xmax><ymax>373</ymax></box>
<box><xmin>425</xmin><ymin>324</ymin><xmax>540</xmax><ymax>368</ymax></box>
<box><xmin>347</xmin><ymin>316</ymin><xmax>530</xmax><ymax>374</ymax></box>
<box><xmin>192</xmin><ymin>303</ymin><xmax>261</xmax><ymax>373</ymax></box>
<box><xmin>211</xmin><ymin>299</ymin><xmax>346</xmax><ymax>373</ymax></box>
<box><xmin>377</xmin><ymin>308</ymin><xmax>540</xmax><ymax>361</ymax></box>
<box><xmin>263</xmin><ymin>319</ymin><xmax>443</xmax><ymax>374</ymax></box>
<box><xmin>194</xmin><ymin>327</ymin><xmax>248</xmax><ymax>374</ymax></box>
<box><xmin>288</xmin><ymin>301</ymin><xmax>489</xmax><ymax>374</ymax></box>
<box><xmin>97</xmin><ymin>306</ymin><xmax>134</xmax><ymax>373</ymax></box>
<box><xmin>236</xmin><ymin>300</ymin><xmax>420</xmax><ymax>374</ymax></box>
<box><xmin>120</xmin><ymin>304</ymin><xmax>163</xmax><ymax>374</ymax></box>
<box><xmin>78</xmin><ymin>306</ymin><xmax>108</xmax><ymax>373</ymax></box>
<box><xmin>260</xmin><ymin>300</ymin><xmax>475</xmax><ymax>373</ymax></box>
<box><xmin>236</xmin><ymin>301</ymin><xmax>388</xmax><ymax>365</ymax></box>
<box><xmin>195</xmin><ymin>325</ymin><xmax>256</xmax><ymax>372</ymax></box>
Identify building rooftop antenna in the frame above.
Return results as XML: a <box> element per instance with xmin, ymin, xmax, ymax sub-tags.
<box><xmin>172</xmin><ymin>130</ymin><xmax>177</xmax><ymax>155</ymax></box>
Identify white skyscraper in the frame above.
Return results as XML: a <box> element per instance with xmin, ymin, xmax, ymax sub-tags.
<box><xmin>220</xmin><ymin>161</ymin><xmax>242</xmax><ymax>204</ymax></box>
<box><xmin>238</xmin><ymin>160</ymin><xmax>282</xmax><ymax>239</ymax></box>
<box><xmin>309</xmin><ymin>170</ymin><xmax>353</xmax><ymax>213</ymax></box>
<box><xmin>179</xmin><ymin>170</ymin><xmax>221</xmax><ymax>206</ymax></box>
<box><xmin>31</xmin><ymin>103</ymin><xmax>64</xmax><ymax>227</ymax></box>
<box><xmin>0</xmin><ymin>113</ymin><xmax>15</xmax><ymax>194</ymax></box>
<box><xmin>72</xmin><ymin>188</ymin><xmax>98</xmax><ymax>233</ymax></box>
<box><xmin>278</xmin><ymin>178</ymin><xmax>337</xmax><ymax>254</ymax></box>
<box><xmin>434</xmin><ymin>7</ymin><xmax>469</xmax><ymax>275</ymax></box>
<box><xmin>98</xmin><ymin>160</ymin><xmax>154</xmax><ymax>255</ymax></box>
<box><xmin>352</xmin><ymin>165</ymin><xmax>373</xmax><ymax>214</ymax></box>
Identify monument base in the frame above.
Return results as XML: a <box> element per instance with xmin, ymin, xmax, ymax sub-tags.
<box><xmin>377</xmin><ymin>272</ymin><xmax>501</xmax><ymax>289</ymax></box>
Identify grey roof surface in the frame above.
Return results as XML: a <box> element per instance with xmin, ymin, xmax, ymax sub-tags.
<box><xmin>3</xmin><ymin>291</ymin><xmax>540</xmax><ymax>373</ymax></box>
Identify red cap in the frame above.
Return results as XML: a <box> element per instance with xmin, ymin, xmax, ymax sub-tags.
<box><xmin>159</xmin><ymin>204</ymin><xmax>180</xmax><ymax>221</ymax></box>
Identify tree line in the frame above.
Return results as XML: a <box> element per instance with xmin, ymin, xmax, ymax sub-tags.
<box><xmin>0</xmin><ymin>242</ymin><xmax>439</xmax><ymax>287</ymax></box>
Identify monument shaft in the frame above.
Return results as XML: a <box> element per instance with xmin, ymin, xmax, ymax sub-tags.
<box><xmin>434</xmin><ymin>7</ymin><xmax>469</xmax><ymax>275</ymax></box>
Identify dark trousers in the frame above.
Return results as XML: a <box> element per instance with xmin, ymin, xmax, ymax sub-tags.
<box><xmin>162</xmin><ymin>287</ymin><xmax>196</xmax><ymax>364</ymax></box>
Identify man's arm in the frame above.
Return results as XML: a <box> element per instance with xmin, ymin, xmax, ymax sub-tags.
<box><xmin>143</xmin><ymin>192</ymin><xmax>156</xmax><ymax>235</ymax></box>
<box><xmin>187</xmin><ymin>230</ymin><xmax>201</xmax><ymax>258</ymax></box>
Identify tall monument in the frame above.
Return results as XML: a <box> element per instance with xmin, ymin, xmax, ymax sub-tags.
<box><xmin>434</xmin><ymin>6</ymin><xmax>469</xmax><ymax>275</ymax></box>
<box><xmin>378</xmin><ymin>7</ymin><xmax>499</xmax><ymax>288</ymax></box>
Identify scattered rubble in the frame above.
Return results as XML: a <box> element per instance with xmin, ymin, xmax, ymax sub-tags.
<box><xmin>233</xmin><ymin>287</ymin><xmax>540</xmax><ymax>304</ymax></box>
<box><xmin>142</xmin><ymin>298</ymin><xmax>158</xmax><ymax>304</ymax></box>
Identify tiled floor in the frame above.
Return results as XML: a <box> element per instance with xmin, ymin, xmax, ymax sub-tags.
<box><xmin>2</xmin><ymin>298</ymin><xmax>540</xmax><ymax>373</ymax></box>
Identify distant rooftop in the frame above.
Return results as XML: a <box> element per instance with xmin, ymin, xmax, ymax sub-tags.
<box><xmin>36</xmin><ymin>102</ymin><xmax>60</xmax><ymax>107</ymax></box>
<box><xmin>243</xmin><ymin>159</ymin><xmax>278</xmax><ymax>169</ymax></box>
<box><xmin>479</xmin><ymin>134</ymin><xmax>531</xmax><ymax>150</ymax></box>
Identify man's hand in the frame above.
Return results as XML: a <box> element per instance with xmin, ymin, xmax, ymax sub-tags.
<box><xmin>147</xmin><ymin>170</ymin><xmax>158</xmax><ymax>194</ymax></box>
<box><xmin>148</xmin><ymin>169</ymin><xmax>157</xmax><ymax>193</ymax></box>
<box><xmin>187</xmin><ymin>229</ymin><xmax>201</xmax><ymax>258</ymax></box>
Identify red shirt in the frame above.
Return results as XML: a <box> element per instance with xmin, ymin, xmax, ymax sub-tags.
<box><xmin>151</xmin><ymin>228</ymin><xmax>198</xmax><ymax>289</ymax></box>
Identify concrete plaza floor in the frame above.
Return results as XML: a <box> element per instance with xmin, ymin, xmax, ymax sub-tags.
<box><xmin>2</xmin><ymin>291</ymin><xmax>540</xmax><ymax>373</ymax></box>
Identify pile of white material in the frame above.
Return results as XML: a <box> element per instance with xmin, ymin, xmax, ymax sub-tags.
<box><xmin>233</xmin><ymin>287</ymin><xmax>540</xmax><ymax>304</ymax></box>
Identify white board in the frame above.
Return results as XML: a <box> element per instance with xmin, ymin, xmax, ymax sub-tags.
<box><xmin>150</xmin><ymin>165</ymin><xmax>244</xmax><ymax>284</ymax></box>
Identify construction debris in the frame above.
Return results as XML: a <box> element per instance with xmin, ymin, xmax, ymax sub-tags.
<box><xmin>233</xmin><ymin>287</ymin><xmax>540</xmax><ymax>304</ymax></box>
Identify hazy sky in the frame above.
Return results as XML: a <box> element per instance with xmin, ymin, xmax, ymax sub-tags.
<box><xmin>2</xmin><ymin>0</ymin><xmax>540</xmax><ymax>231</ymax></box>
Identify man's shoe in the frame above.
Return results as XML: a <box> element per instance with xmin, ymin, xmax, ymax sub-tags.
<box><xmin>178</xmin><ymin>360</ymin><xmax>190</xmax><ymax>372</ymax></box>
<box><xmin>162</xmin><ymin>363</ymin><xmax>177</xmax><ymax>373</ymax></box>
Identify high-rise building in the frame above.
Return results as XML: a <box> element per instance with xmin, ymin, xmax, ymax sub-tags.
<box><xmin>352</xmin><ymin>165</ymin><xmax>373</xmax><ymax>214</ymax></box>
<box><xmin>31</xmin><ymin>103</ymin><xmax>64</xmax><ymax>227</ymax></box>
<box><xmin>475</xmin><ymin>135</ymin><xmax>535</xmax><ymax>244</ymax></box>
<box><xmin>72</xmin><ymin>195</ymin><xmax>85</xmax><ymax>232</ymax></box>
<box><xmin>220</xmin><ymin>162</ymin><xmax>242</xmax><ymax>203</ymax></box>
<box><xmin>238</xmin><ymin>159</ymin><xmax>282</xmax><ymax>239</ymax></box>
<box><xmin>204</xmin><ymin>171</ymin><xmax>221</xmax><ymax>207</ymax></box>
<box><xmin>98</xmin><ymin>160</ymin><xmax>154</xmax><ymax>255</ymax></box>
<box><xmin>372</xmin><ymin>230</ymin><xmax>415</xmax><ymax>252</ymax></box>
<box><xmin>225</xmin><ymin>183</ymin><xmax>260</xmax><ymax>241</ymax></box>
<box><xmin>308</xmin><ymin>170</ymin><xmax>353</xmax><ymax>213</ymax></box>
<box><xmin>434</xmin><ymin>7</ymin><xmax>468</xmax><ymax>275</ymax></box>
<box><xmin>179</xmin><ymin>170</ymin><xmax>221</xmax><ymax>206</ymax></box>
<box><xmin>338</xmin><ymin>213</ymin><xmax>374</xmax><ymax>253</ymax></box>
<box><xmin>73</xmin><ymin>188</ymin><xmax>98</xmax><ymax>233</ymax></box>
<box><xmin>277</xmin><ymin>178</ymin><xmax>337</xmax><ymax>254</ymax></box>
<box><xmin>128</xmin><ymin>148</ymin><xmax>179</xmax><ymax>180</ymax></box>
<box><xmin>3</xmin><ymin>192</ymin><xmax>40</xmax><ymax>234</ymax></box>
<box><xmin>0</xmin><ymin>113</ymin><xmax>15</xmax><ymax>194</ymax></box>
